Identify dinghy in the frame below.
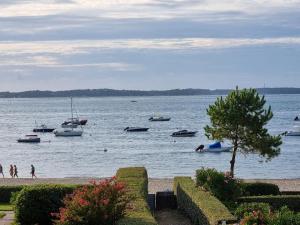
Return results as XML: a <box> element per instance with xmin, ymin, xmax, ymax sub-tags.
<box><xmin>17</xmin><ymin>135</ymin><xmax>41</xmax><ymax>143</ymax></box>
<box><xmin>149</xmin><ymin>116</ymin><xmax>171</xmax><ymax>122</ymax></box>
<box><xmin>124</xmin><ymin>127</ymin><xmax>149</xmax><ymax>132</ymax></box>
<box><xmin>171</xmin><ymin>130</ymin><xmax>197</xmax><ymax>137</ymax></box>
<box><xmin>195</xmin><ymin>142</ymin><xmax>232</xmax><ymax>153</ymax></box>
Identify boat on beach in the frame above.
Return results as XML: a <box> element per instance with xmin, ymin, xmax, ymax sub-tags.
<box><xmin>17</xmin><ymin>135</ymin><xmax>41</xmax><ymax>143</ymax></box>
<box><xmin>124</xmin><ymin>127</ymin><xmax>149</xmax><ymax>132</ymax></box>
<box><xmin>171</xmin><ymin>130</ymin><xmax>197</xmax><ymax>137</ymax></box>
<box><xmin>149</xmin><ymin>116</ymin><xmax>171</xmax><ymax>121</ymax></box>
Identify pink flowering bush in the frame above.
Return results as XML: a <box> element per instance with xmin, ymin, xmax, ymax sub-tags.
<box><xmin>54</xmin><ymin>177</ymin><xmax>129</xmax><ymax>225</ymax></box>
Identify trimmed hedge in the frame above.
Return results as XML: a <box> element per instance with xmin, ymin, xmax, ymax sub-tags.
<box><xmin>15</xmin><ymin>184</ymin><xmax>77</xmax><ymax>225</ymax></box>
<box><xmin>238</xmin><ymin>195</ymin><xmax>300</xmax><ymax>212</ymax></box>
<box><xmin>241</xmin><ymin>182</ymin><xmax>280</xmax><ymax>196</ymax></box>
<box><xmin>174</xmin><ymin>176</ymin><xmax>237</xmax><ymax>225</ymax></box>
<box><xmin>0</xmin><ymin>186</ymin><xmax>24</xmax><ymax>203</ymax></box>
<box><xmin>116</xmin><ymin>167</ymin><xmax>158</xmax><ymax>225</ymax></box>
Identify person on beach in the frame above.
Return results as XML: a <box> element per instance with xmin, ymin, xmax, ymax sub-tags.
<box><xmin>30</xmin><ymin>165</ymin><xmax>37</xmax><ymax>178</ymax></box>
<box><xmin>9</xmin><ymin>165</ymin><xmax>14</xmax><ymax>178</ymax></box>
<box><xmin>13</xmin><ymin>165</ymin><xmax>18</xmax><ymax>178</ymax></box>
<box><xmin>0</xmin><ymin>164</ymin><xmax>4</xmax><ymax>178</ymax></box>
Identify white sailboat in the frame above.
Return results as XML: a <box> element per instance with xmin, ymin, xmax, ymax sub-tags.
<box><xmin>54</xmin><ymin>98</ymin><xmax>83</xmax><ymax>137</ymax></box>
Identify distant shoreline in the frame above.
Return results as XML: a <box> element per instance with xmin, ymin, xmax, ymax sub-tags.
<box><xmin>1</xmin><ymin>88</ymin><xmax>300</xmax><ymax>98</ymax></box>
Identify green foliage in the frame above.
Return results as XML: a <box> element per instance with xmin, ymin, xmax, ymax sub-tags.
<box><xmin>238</xmin><ymin>195</ymin><xmax>300</xmax><ymax>212</ymax></box>
<box><xmin>241</xmin><ymin>183</ymin><xmax>280</xmax><ymax>196</ymax></box>
<box><xmin>204</xmin><ymin>88</ymin><xmax>282</xmax><ymax>176</ymax></box>
<box><xmin>235</xmin><ymin>203</ymin><xmax>271</xmax><ymax>219</ymax></box>
<box><xmin>174</xmin><ymin>176</ymin><xmax>237</xmax><ymax>225</ymax></box>
<box><xmin>15</xmin><ymin>185</ymin><xmax>76</xmax><ymax>225</ymax></box>
<box><xmin>269</xmin><ymin>206</ymin><xmax>300</xmax><ymax>225</ymax></box>
<box><xmin>0</xmin><ymin>203</ymin><xmax>13</xmax><ymax>211</ymax></box>
<box><xmin>0</xmin><ymin>212</ymin><xmax>6</xmax><ymax>219</ymax></box>
<box><xmin>0</xmin><ymin>186</ymin><xmax>24</xmax><ymax>203</ymax></box>
<box><xmin>116</xmin><ymin>167</ymin><xmax>157</xmax><ymax>225</ymax></box>
<box><xmin>54</xmin><ymin>178</ymin><xmax>129</xmax><ymax>225</ymax></box>
<box><xmin>239</xmin><ymin>206</ymin><xmax>300</xmax><ymax>225</ymax></box>
<box><xmin>196</xmin><ymin>168</ymin><xmax>242</xmax><ymax>205</ymax></box>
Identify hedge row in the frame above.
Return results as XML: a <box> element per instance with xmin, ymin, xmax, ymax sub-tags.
<box><xmin>238</xmin><ymin>195</ymin><xmax>300</xmax><ymax>212</ymax></box>
<box><xmin>174</xmin><ymin>176</ymin><xmax>237</xmax><ymax>225</ymax></box>
<box><xmin>116</xmin><ymin>167</ymin><xmax>158</xmax><ymax>225</ymax></box>
<box><xmin>15</xmin><ymin>185</ymin><xmax>77</xmax><ymax>225</ymax></box>
<box><xmin>241</xmin><ymin>182</ymin><xmax>280</xmax><ymax>196</ymax></box>
<box><xmin>0</xmin><ymin>186</ymin><xmax>24</xmax><ymax>203</ymax></box>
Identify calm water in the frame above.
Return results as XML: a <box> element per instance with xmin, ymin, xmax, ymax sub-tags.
<box><xmin>0</xmin><ymin>95</ymin><xmax>299</xmax><ymax>179</ymax></box>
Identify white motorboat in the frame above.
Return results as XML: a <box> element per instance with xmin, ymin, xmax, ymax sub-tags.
<box><xmin>149</xmin><ymin>116</ymin><xmax>171</xmax><ymax>122</ymax></box>
<box><xmin>33</xmin><ymin>124</ymin><xmax>55</xmax><ymax>132</ymax></box>
<box><xmin>195</xmin><ymin>142</ymin><xmax>232</xmax><ymax>153</ymax></box>
<box><xmin>171</xmin><ymin>130</ymin><xmax>197</xmax><ymax>137</ymax></box>
<box><xmin>54</xmin><ymin>129</ymin><xmax>83</xmax><ymax>137</ymax></box>
<box><xmin>17</xmin><ymin>135</ymin><xmax>41</xmax><ymax>143</ymax></box>
<box><xmin>286</xmin><ymin>125</ymin><xmax>300</xmax><ymax>136</ymax></box>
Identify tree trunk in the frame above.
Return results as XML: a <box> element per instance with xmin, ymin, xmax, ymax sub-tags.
<box><xmin>230</xmin><ymin>146</ymin><xmax>237</xmax><ymax>177</ymax></box>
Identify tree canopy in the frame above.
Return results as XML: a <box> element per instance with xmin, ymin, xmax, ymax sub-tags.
<box><xmin>204</xmin><ymin>88</ymin><xmax>282</xmax><ymax>176</ymax></box>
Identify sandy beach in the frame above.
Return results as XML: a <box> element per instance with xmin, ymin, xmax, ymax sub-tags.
<box><xmin>0</xmin><ymin>178</ymin><xmax>299</xmax><ymax>193</ymax></box>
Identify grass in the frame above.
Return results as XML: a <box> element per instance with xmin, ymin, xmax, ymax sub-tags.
<box><xmin>0</xmin><ymin>203</ymin><xmax>13</xmax><ymax>211</ymax></box>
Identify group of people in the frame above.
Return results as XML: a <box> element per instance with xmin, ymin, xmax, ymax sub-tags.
<box><xmin>0</xmin><ymin>164</ymin><xmax>36</xmax><ymax>178</ymax></box>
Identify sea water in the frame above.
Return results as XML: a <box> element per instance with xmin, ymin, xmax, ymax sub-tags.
<box><xmin>0</xmin><ymin>95</ymin><xmax>299</xmax><ymax>178</ymax></box>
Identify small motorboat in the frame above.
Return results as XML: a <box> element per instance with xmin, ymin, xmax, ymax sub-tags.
<box><xmin>195</xmin><ymin>142</ymin><xmax>232</xmax><ymax>153</ymax></box>
<box><xmin>17</xmin><ymin>135</ymin><xmax>40</xmax><ymax>143</ymax></box>
<box><xmin>149</xmin><ymin>116</ymin><xmax>171</xmax><ymax>122</ymax></box>
<box><xmin>171</xmin><ymin>130</ymin><xmax>197</xmax><ymax>137</ymax></box>
<box><xmin>286</xmin><ymin>125</ymin><xmax>300</xmax><ymax>136</ymax></box>
<box><xmin>124</xmin><ymin>127</ymin><xmax>149</xmax><ymax>132</ymax></box>
<box><xmin>54</xmin><ymin>129</ymin><xmax>83</xmax><ymax>137</ymax></box>
<box><xmin>33</xmin><ymin>124</ymin><xmax>55</xmax><ymax>133</ymax></box>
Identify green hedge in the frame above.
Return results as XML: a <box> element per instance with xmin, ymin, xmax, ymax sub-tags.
<box><xmin>174</xmin><ymin>177</ymin><xmax>236</xmax><ymax>225</ymax></box>
<box><xmin>116</xmin><ymin>167</ymin><xmax>158</xmax><ymax>225</ymax></box>
<box><xmin>15</xmin><ymin>185</ymin><xmax>76</xmax><ymax>225</ymax></box>
<box><xmin>241</xmin><ymin>182</ymin><xmax>280</xmax><ymax>196</ymax></box>
<box><xmin>0</xmin><ymin>186</ymin><xmax>24</xmax><ymax>203</ymax></box>
<box><xmin>238</xmin><ymin>195</ymin><xmax>300</xmax><ymax>212</ymax></box>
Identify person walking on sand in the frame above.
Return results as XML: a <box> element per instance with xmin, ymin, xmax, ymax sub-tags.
<box><xmin>30</xmin><ymin>165</ymin><xmax>37</xmax><ymax>179</ymax></box>
<box><xmin>9</xmin><ymin>165</ymin><xmax>14</xmax><ymax>178</ymax></box>
<box><xmin>0</xmin><ymin>164</ymin><xmax>4</xmax><ymax>178</ymax></box>
<box><xmin>13</xmin><ymin>165</ymin><xmax>18</xmax><ymax>178</ymax></box>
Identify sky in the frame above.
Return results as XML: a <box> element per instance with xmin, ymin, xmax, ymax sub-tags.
<box><xmin>0</xmin><ymin>0</ymin><xmax>300</xmax><ymax>91</ymax></box>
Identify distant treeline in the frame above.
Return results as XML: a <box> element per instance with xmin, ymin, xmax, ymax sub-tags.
<box><xmin>0</xmin><ymin>88</ymin><xmax>300</xmax><ymax>98</ymax></box>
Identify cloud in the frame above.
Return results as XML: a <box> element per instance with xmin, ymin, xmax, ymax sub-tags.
<box><xmin>0</xmin><ymin>37</ymin><xmax>299</xmax><ymax>57</ymax></box>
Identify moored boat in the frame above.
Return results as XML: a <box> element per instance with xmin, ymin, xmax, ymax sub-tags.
<box><xmin>33</xmin><ymin>124</ymin><xmax>55</xmax><ymax>133</ymax></box>
<box><xmin>124</xmin><ymin>127</ymin><xmax>149</xmax><ymax>132</ymax></box>
<box><xmin>149</xmin><ymin>116</ymin><xmax>171</xmax><ymax>121</ymax></box>
<box><xmin>171</xmin><ymin>130</ymin><xmax>197</xmax><ymax>137</ymax></box>
<box><xmin>54</xmin><ymin>129</ymin><xmax>83</xmax><ymax>137</ymax></box>
<box><xmin>195</xmin><ymin>142</ymin><xmax>232</xmax><ymax>153</ymax></box>
<box><xmin>17</xmin><ymin>135</ymin><xmax>41</xmax><ymax>143</ymax></box>
<box><xmin>286</xmin><ymin>125</ymin><xmax>300</xmax><ymax>136</ymax></box>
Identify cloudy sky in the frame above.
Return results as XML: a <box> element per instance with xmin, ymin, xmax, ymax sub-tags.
<box><xmin>1</xmin><ymin>0</ymin><xmax>300</xmax><ymax>91</ymax></box>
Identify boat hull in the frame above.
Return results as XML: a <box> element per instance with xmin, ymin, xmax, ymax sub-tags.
<box><xmin>17</xmin><ymin>138</ymin><xmax>40</xmax><ymax>143</ymax></box>
<box><xmin>124</xmin><ymin>127</ymin><xmax>149</xmax><ymax>132</ymax></box>
<box><xmin>54</xmin><ymin>130</ymin><xmax>83</xmax><ymax>137</ymax></box>
<box><xmin>33</xmin><ymin>128</ymin><xmax>55</xmax><ymax>132</ymax></box>
<box><xmin>198</xmin><ymin>147</ymin><xmax>232</xmax><ymax>153</ymax></box>
<box><xmin>286</xmin><ymin>132</ymin><xmax>300</xmax><ymax>136</ymax></box>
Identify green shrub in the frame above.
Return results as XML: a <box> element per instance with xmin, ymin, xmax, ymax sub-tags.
<box><xmin>116</xmin><ymin>167</ymin><xmax>157</xmax><ymax>225</ymax></box>
<box><xmin>174</xmin><ymin>176</ymin><xmax>237</xmax><ymax>225</ymax></box>
<box><xmin>196</xmin><ymin>168</ymin><xmax>242</xmax><ymax>204</ymax></box>
<box><xmin>54</xmin><ymin>178</ymin><xmax>129</xmax><ymax>225</ymax></box>
<box><xmin>241</xmin><ymin>182</ymin><xmax>280</xmax><ymax>196</ymax></box>
<box><xmin>15</xmin><ymin>185</ymin><xmax>76</xmax><ymax>225</ymax></box>
<box><xmin>235</xmin><ymin>202</ymin><xmax>270</xmax><ymax>219</ymax></box>
<box><xmin>238</xmin><ymin>195</ymin><xmax>300</xmax><ymax>212</ymax></box>
<box><xmin>0</xmin><ymin>186</ymin><xmax>24</xmax><ymax>203</ymax></box>
<box><xmin>269</xmin><ymin>206</ymin><xmax>300</xmax><ymax>225</ymax></box>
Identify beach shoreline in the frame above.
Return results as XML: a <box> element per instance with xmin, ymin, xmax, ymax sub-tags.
<box><xmin>0</xmin><ymin>178</ymin><xmax>299</xmax><ymax>193</ymax></box>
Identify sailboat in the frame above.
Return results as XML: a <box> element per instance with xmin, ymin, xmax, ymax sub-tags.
<box><xmin>54</xmin><ymin>98</ymin><xmax>83</xmax><ymax>137</ymax></box>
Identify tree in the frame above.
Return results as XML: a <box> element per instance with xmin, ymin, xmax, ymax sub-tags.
<box><xmin>204</xmin><ymin>88</ymin><xmax>282</xmax><ymax>177</ymax></box>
